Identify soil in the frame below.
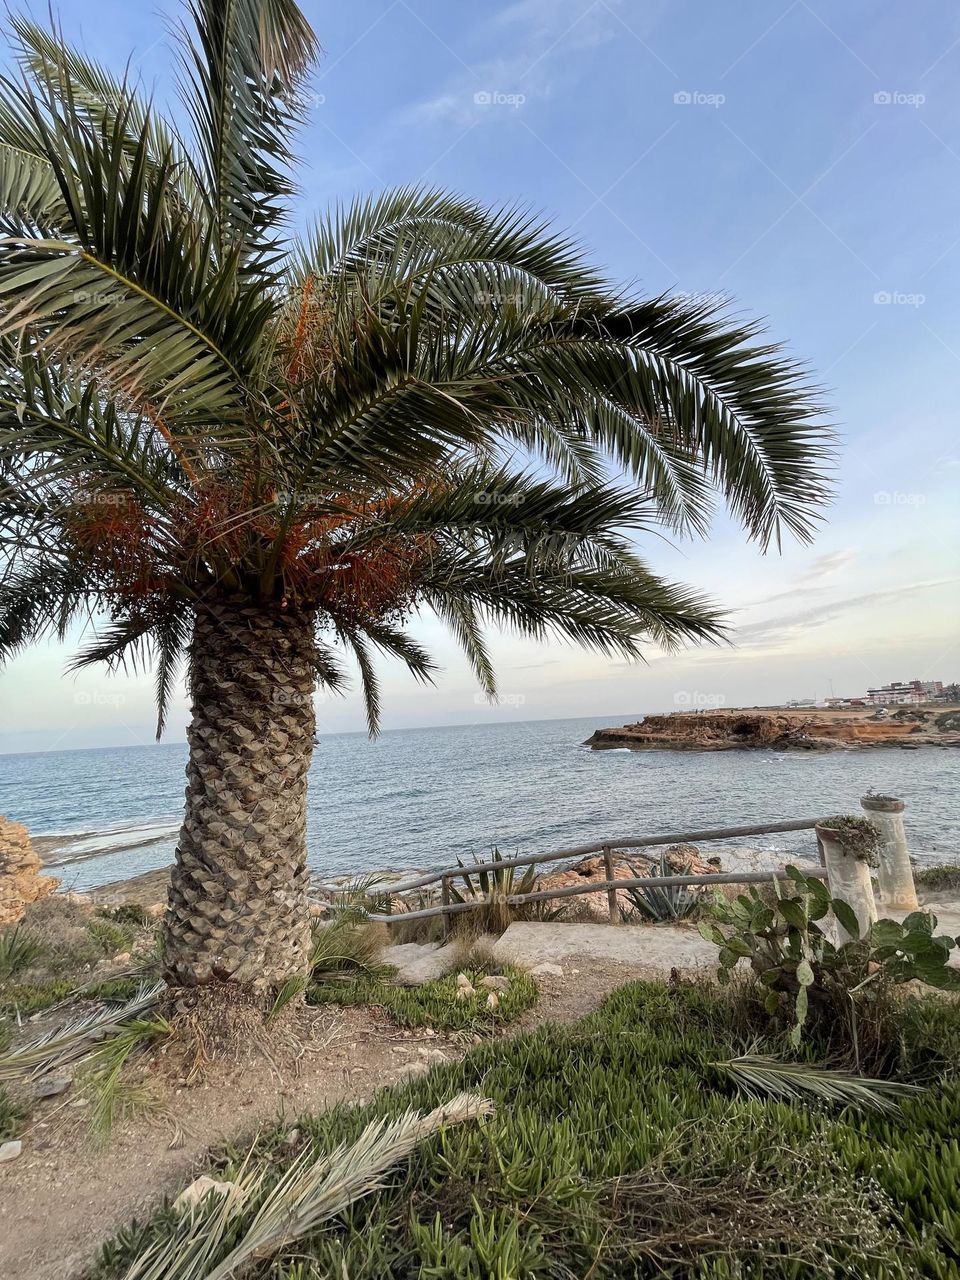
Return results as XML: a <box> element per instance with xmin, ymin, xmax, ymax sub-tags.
<box><xmin>0</xmin><ymin>955</ymin><xmax>650</xmax><ymax>1280</ymax></box>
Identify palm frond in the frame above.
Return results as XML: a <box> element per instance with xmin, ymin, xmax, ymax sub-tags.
<box><xmin>121</xmin><ymin>1093</ymin><xmax>494</xmax><ymax>1280</ymax></box>
<box><xmin>175</xmin><ymin>0</ymin><xmax>318</xmax><ymax>264</ymax></box>
<box><xmin>0</xmin><ymin>981</ymin><xmax>162</xmax><ymax>1083</ymax></box>
<box><xmin>714</xmin><ymin>1053</ymin><xmax>922</xmax><ymax>1116</ymax></box>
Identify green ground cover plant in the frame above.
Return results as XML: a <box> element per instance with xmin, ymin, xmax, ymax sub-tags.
<box><xmin>89</xmin><ymin>978</ymin><xmax>960</xmax><ymax>1280</ymax></box>
<box><xmin>307</xmin><ymin>966</ymin><xmax>536</xmax><ymax>1033</ymax></box>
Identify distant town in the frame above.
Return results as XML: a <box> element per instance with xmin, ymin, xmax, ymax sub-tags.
<box><xmin>783</xmin><ymin>679</ymin><xmax>959</xmax><ymax>710</ymax></box>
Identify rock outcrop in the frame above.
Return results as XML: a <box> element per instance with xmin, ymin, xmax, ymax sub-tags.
<box><xmin>538</xmin><ymin>844</ymin><xmax>719</xmax><ymax>916</ymax></box>
<box><xmin>585</xmin><ymin>711</ymin><xmax>960</xmax><ymax>752</ymax></box>
<box><xmin>0</xmin><ymin>816</ymin><xmax>60</xmax><ymax>925</ymax></box>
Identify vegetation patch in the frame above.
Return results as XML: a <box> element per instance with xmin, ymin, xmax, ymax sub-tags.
<box><xmin>307</xmin><ymin>965</ymin><xmax>536</xmax><ymax>1032</ymax></box>
<box><xmin>90</xmin><ymin>978</ymin><xmax>960</xmax><ymax>1279</ymax></box>
<box><xmin>817</xmin><ymin>813</ymin><xmax>883</xmax><ymax>864</ymax></box>
<box><xmin>915</xmin><ymin>863</ymin><xmax>960</xmax><ymax>893</ymax></box>
<box><xmin>0</xmin><ymin>1085</ymin><xmax>24</xmax><ymax>1141</ymax></box>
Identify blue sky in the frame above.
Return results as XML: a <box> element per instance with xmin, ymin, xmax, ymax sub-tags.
<box><xmin>1</xmin><ymin>0</ymin><xmax>958</xmax><ymax>752</ymax></box>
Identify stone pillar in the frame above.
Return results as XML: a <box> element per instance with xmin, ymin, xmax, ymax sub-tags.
<box><xmin>860</xmin><ymin>794</ymin><xmax>919</xmax><ymax>911</ymax></box>
<box><xmin>816</xmin><ymin>822</ymin><xmax>878</xmax><ymax>943</ymax></box>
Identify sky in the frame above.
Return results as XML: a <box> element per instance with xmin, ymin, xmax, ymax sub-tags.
<box><xmin>1</xmin><ymin>0</ymin><xmax>958</xmax><ymax>753</ymax></box>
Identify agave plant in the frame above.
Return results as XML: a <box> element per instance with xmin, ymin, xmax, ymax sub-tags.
<box><xmin>620</xmin><ymin>852</ymin><xmax>703</xmax><ymax>922</ymax></box>
<box><xmin>0</xmin><ymin>0</ymin><xmax>832</xmax><ymax>1015</ymax></box>
<box><xmin>0</xmin><ymin>924</ymin><xmax>44</xmax><ymax>981</ymax></box>
<box><xmin>449</xmin><ymin>849</ymin><xmax>562</xmax><ymax>934</ymax></box>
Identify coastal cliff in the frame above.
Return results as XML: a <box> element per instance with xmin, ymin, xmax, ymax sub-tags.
<box><xmin>585</xmin><ymin>708</ymin><xmax>960</xmax><ymax>752</ymax></box>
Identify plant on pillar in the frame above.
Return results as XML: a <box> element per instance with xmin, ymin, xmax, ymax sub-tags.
<box><xmin>0</xmin><ymin>0</ymin><xmax>833</xmax><ymax>1036</ymax></box>
<box><xmin>816</xmin><ymin>815</ymin><xmax>883</xmax><ymax>866</ymax></box>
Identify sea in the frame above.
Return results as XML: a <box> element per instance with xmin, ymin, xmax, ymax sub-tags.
<box><xmin>1</xmin><ymin>716</ymin><xmax>957</xmax><ymax>893</ymax></box>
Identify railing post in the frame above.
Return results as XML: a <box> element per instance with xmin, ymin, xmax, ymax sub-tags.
<box><xmin>440</xmin><ymin>874</ymin><xmax>452</xmax><ymax>940</ymax></box>
<box><xmin>816</xmin><ymin>821</ymin><xmax>878</xmax><ymax>943</ymax></box>
<box><xmin>602</xmin><ymin>844</ymin><xmax>619</xmax><ymax>925</ymax></box>
<box><xmin>860</xmin><ymin>794</ymin><xmax>919</xmax><ymax>911</ymax></box>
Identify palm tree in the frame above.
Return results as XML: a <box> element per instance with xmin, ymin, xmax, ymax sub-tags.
<box><xmin>0</xmin><ymin>1</ymin><xmax>831</xmax><ymax>1014</ymax></box>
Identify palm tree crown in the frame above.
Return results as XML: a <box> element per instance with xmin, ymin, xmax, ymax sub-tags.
<box><xmin>0</xmin><ymin>2</ymin><xmax>832</xmax><ymax>734</ymax></box>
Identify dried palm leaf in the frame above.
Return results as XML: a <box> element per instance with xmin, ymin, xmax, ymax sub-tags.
<box><xmin>122</xmin><ymin>1092</ymin><xmax>494</xmax><ymax>1280</ymax></box>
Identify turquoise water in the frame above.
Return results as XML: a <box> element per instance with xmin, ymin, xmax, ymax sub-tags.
<box><xmin>1</xmin><ymin>716</ymin><xmax>957</xmax><ymax>891</ymax></box>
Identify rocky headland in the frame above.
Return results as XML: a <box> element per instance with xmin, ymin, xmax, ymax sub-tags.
<box><xmin>585</xmin><ymin>708</ymin><xmax>960</xmax><ymax>753</ymax></box>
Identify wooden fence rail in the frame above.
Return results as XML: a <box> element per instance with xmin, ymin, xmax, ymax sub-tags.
<box><xmin>315</xmin><ymin>816</ymin><xmax>826</xmax><ymax>930</ymax></box>
<box><xmin>314</xmin><ymin>817</ymin><xmax>821</xmax><ymax>899</ymax></box>
<box><xmin>346</xmin><ymin>866</ymin><xmax>830</xmax><ymax>925</ymax></box>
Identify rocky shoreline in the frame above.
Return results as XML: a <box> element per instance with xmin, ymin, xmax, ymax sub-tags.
<box><xmin>585</xmin><ymin>708</ymin><xmax>960</xmax><ymax>753</ymax></box>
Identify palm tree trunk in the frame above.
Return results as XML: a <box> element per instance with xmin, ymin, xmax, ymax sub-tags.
<box><xmin>164</xmin><ymin>599</ymin><xmax>318</xmax><ymax>994</ymax></box>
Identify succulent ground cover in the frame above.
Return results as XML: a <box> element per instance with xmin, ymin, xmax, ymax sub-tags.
<box><xmin>89</xmin><ymin>978</ymin><xmax>960</xmax><ymax>1280</ymax></box>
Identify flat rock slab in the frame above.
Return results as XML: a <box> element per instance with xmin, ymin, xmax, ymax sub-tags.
<box><xmin>383</xmin><ymin>942</ymin><xmax>452</xmax><ymax>985</ymax></box>
<box><xmin>493</xmin><ymin>922</ymin><xmax>718</xmax><ymax>971</ymax></box>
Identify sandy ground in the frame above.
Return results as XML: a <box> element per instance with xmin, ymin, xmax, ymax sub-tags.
<box><xmin>0</xmin><ymin>955</ymin><xmax>651</xmax><ymax>1280</ymax></box>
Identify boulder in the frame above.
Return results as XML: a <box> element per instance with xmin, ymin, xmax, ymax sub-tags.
<box><xmin>0</xmin><ymin>1141</ymin><xmax>22</xmax><ymax>1162</ymax></box>
<box><xmin>0</xmin><ymin>816</ymin><xmax>60</xmax><ymax>926</ymax></box>
<box><xmin>529</xmin><ymin>962</ymin><xmax>564</xmax><ymax>978</ymax></box>
<box><xmin>537</xmin><ymin>845</ymin><xmax>718</xmax><ymax>917</ymax></box>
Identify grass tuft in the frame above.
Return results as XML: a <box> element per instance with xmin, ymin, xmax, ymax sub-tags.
<box><xmin>308</xmin><ymin>965</ymin><xmax>536</xmax><ymax>1032</ymax></box>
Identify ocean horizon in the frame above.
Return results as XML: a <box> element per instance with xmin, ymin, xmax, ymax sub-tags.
<box><xmin>2</xmin><ymin>716</ymin><xmax>957</xmax><ymax>893</ymax></box>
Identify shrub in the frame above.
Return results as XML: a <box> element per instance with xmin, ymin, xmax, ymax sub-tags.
<box><xmin>0</xmin><ymin>1086</ymin><xmax>24</xmax><ymax>1141</ymax></box>
<box><xmin>448</xmin><ymin>849</ymin><xmax>565</xmax><ymax>937</ymax></box>
<box><xmin>914</xmin><ymin>863</ymin><xmax>960</xmax><ymax>894</ymax></box>
<box><xmin>0</xmin><ymin>924</ymin><xmax>44</xmax><ymax>981</ymax></box>
<box><xmin>700</xmin><ymin>867</ymin><xmax>960</xmax><ymax>1063</ymax></box>
<box><xmin>309</xmin><ymin>915</ymin><xmax>394</xmax><ymax>984</ymax></box>
<box><xmin>87</xmin><ymin>916</ymin><xmax>136</xmax><ymax>954</ymax></box>
<box><xmin>818</xmin><ymin>814</ymin><xmax>883</xmax><ymax>866</ymax></box>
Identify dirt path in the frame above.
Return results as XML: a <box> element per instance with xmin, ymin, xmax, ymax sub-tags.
<box><xmin>0</xmin><ymin>957</ymin><xmax>649</xmax><ymax>1280</ymax></box>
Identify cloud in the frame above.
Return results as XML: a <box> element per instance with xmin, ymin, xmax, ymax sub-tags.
<box><xmin>748</xmin><ymin>547</ymin><xmax>858</xmax><ymax>608</ymax></box>
<box><xmin>400</xmin><ymin>0</ymin><xmax>626</xmax><ymax>130</ymax></box>
<box><xmin>734</xmin><ymin>577</ymin><xmax>959</xmax><ymax>648</ymax></box>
